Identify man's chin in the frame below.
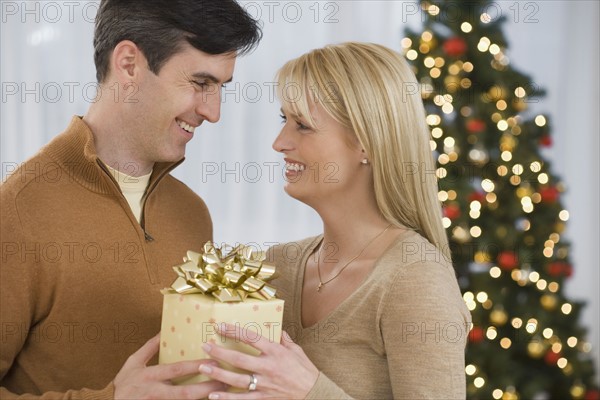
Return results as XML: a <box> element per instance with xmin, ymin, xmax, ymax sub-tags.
<box><xmin>156</xmin><ymin>151</ymin><xmax>186</xmax><ymax>164</ymax></box>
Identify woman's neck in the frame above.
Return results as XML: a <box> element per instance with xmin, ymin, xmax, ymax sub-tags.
<box><xmin>316</xmin><ymin>203</ymin><xmax>400</xmax><ymax>262</ymax></box>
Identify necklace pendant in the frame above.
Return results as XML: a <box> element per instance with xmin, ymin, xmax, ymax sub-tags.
<box><xmin>317</xmin><ymin>282</ymin><xmax>323</xmax><ymax>292</ymax></box>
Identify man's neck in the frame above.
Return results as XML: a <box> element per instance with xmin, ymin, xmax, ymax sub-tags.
<box><xmin>83</xmin><ymin>105</ymin><xmax>154</xmax><ymax>177</ymax></box>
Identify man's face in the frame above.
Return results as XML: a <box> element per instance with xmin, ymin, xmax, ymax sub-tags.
<box><xmin>126</xmin><ymin>44</ymin><xmax>236</xmax><ymax>165</ymax></box>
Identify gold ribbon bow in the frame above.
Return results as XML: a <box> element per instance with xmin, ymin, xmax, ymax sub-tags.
<box><xmin>169</xmin><ymin>242</ymin><xmax>277</xmax><ymax>302</ymax></box>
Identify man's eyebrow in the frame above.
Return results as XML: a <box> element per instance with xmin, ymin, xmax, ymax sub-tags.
<box><xmin>191</xmin><ymin>72</ymin><xmax>233</xmax><ymax>84</ymax></box>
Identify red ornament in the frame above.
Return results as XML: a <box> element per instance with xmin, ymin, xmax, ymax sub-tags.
<box><xmin>539</xmin><ymin>134</ymin><xmax>552</xmax><ymax>147</ymax></box>
<box><xmin>468</xmin><ymin>191</ymin><xmax>486</xmax><ymax>203</ymax></box>
<box><xmin>466</xmin><ymin>119</ymin><xmax>486</xmax><ymax>133</ymax></box>
<box><xmin>540</xmin><ymin>186</ymin><xmax>560</xmax><ymax>203</ymax></box>
<box><xmin>468</xmin><ymin>326</ymin><xmax>485</xmax><ymax>343</ymax></box>
<box><xmin>443</xmin><ymin>203</ymin><xmax>461</xmax><ymax>220</ymax></box>
<box><xmin>544</xmin><ymin>349</ymin><xmax>561</xmax><ymax>365</ymax></box>
<box><xmin>497</xmin><ymin>251</ymin><xmax>519</xmax><ymax>270</ymax></box>
<box><xmin>585</xmin><ymin>389</ymin><xmax>600</xmax><ymax>400</ymax></box>
<box><xmin>443</xmin><ymin>37</ymin><xmax>468</xmax><ymax>57</ymax></box>
<box><xmin>547</xmin><ymin>261</ymin><xmax>573</xmax><ymax>278</ymax></box>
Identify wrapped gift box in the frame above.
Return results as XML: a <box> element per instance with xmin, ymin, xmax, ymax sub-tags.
<box><xmin>158</xmin><ymin>242</ymin><xmax>283</xmax><ymax>385</ymax></box>
<box><xmin>159</xmin><ymin>292</ymin><xmax>284</xmax><ymax>384</ymax></box>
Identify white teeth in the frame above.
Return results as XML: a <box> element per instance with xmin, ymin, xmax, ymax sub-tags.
<box><xmin>177</xmin><ymin>119</ymin><xmax>195</xmax><ymax>133</ymax></box>
<box><xmin>285</xmin><ymin>163</ymin><xmax>306</xmax><ymax>172</ymax></box>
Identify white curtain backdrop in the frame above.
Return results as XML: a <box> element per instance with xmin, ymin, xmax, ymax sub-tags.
<box><xmin>1</xmin><ymin>1</ymin><xmax>598</xmax><ymax>380</ymax></box>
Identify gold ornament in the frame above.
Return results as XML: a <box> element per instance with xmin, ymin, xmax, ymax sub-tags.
<box><xmin>444</xmin><ymin>76</ymin><xmax>461</xmax><ymax>92</ymax></box>
<box><xmin>570</xmin><ymin>382</ymin><xmax>585</xmax><ymax>399</ymax></box>
<box><xmin>487</xmin><ymin>85</ymin><xmax>507</xmax><ymax>102</ymax></box>
<box><xmin>501</xmin><ymin>387</ymin><xmax>519</xmax><ymax>400</ymax></box>
<box><xmin>490</xmin><ymin>308</ymin><xmax>508</xmax><ymax>325</ymax></box>
<box><xmin>541</xmin><ymin>294</ymin><xmax>558</xmax><ymax>310</ymax></box>
<box><xmin>527</xmin><ymin>340</ymin><xmax>545</xmax><ymax>358</ymax></box>
<box><xmin>513</xmin><ymin>98</ymin><xmax>528</xmax><ymax>112</ymax></box>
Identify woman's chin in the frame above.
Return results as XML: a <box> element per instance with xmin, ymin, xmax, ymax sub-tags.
<box><xmin>283</xmin><ymin>184</ymin><xmax>307</xmax><ymax>202</ymax></box>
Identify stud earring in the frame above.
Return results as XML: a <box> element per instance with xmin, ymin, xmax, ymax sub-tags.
<box><xmin>361</xmin><ymin>159</ymin><xmax>369</xmax><ymax>165</ymax></box>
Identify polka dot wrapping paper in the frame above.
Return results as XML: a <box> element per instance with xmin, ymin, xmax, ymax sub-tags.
<box><xmin>158</xmin><ymin>291</ymin><xmax>284</xmax><ymax>385</ymax></box>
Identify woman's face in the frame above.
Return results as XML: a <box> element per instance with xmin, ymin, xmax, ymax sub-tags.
<box><xmin>272</xmin><ymin>101</ymin><xmax>367</xmax><ymax>207</ymax></box>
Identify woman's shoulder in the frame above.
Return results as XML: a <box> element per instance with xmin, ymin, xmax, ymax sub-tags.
<box><xmin>266</xmin><ymin>236</ymin><xmax>321</xmax><ymax>299</ymax></box>
<box><xmin>375</xmin><ymin>229</ymin><xmax>457</xmax><ymax>285</ymax></box>
<box><xmin>376</xmin><ymin>230</ymin><xmax>470</xmax><ymax>323</ymax></box>
<box><xmin>266</xmin><ymin>236</ymin><xmax>321</xmax><ymax>268</ymax></box>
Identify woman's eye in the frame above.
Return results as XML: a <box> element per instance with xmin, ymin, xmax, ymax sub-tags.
<box><xmin>279</xmin><ymin>113</ymin><xmax>310</xmax><ymax>131</ymax></box>
<box><xmin>296</xmin><ymin>121</ymin><xmax>310</xmax><ymax>130</ymax></box>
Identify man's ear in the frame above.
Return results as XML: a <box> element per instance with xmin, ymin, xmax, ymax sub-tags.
<box><xmin>110</xmin><ymin>40</ymin><xmax>146</xmax><ymax>82</ymax></box>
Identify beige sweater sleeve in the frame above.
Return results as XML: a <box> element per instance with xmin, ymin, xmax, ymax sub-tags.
<box><xmin>381</xmin><ymin>261</ymin><xmax>469</xmax><ymax>399</ymax></box>
<box><xmin>306</xmin><ymin>372</ymin><xmax>354</xmax><ymax>399</ymax></box>
<box><xmin>304</xmin><ymin>259</ymin><xmax>468</xmax><ymax>399</ymax></box>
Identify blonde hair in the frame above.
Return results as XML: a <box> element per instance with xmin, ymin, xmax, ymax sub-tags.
<box><xmin>276</xmin><ymin>42</ymin><xmax>450</xmax><ymax>261</ymax></box>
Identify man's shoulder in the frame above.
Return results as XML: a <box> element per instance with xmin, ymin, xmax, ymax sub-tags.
<box><xmin>153</xmin><ymin>174</ymin><xmax>210</xmax><ymax>218</ymax></box>
<box><xmin>1</xmin><ymin>148</ymin><xmax>57</xmax><ymax>199</ymax></box>
<box><xmin>158</xmin><ymin>174</ymin><xmax>204</xmax><ymax>201</ymax></box>
<box><xmin>1</xmin><ymin>117</ymin><xmax>89</xmax><ymax>198</ymax></box>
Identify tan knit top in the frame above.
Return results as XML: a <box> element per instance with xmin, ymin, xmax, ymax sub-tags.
<box><xmin>269</xmin><ymin>230</ymin><xmax>471</xmax><ymax>399</ymax></box>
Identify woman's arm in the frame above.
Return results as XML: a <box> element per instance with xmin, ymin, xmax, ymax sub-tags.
<box><xmin>381</xmin><ymin>260</ymin><xmax>470</xmax><ymax>399</ymax></box>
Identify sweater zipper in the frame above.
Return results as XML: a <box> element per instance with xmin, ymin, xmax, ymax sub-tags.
<box><xmin>95</xmin><ymin>159</ymin><xmax>167</xmax><ymax>242</ymax></box>
<box><xmin>138</xmin><ymin>159</ymin><xmax>183</xmax><ymax>242</ymax></box>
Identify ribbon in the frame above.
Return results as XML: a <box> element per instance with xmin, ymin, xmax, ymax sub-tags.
<box><xmin>169</xmin><ymin>241</ymin><xmax>278</xmax><ymax>302</ymax></box>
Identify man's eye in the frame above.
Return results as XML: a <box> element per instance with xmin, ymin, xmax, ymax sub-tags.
<box><xmin>193</xmin><ymin>81</ymin><xmax>209</xmax><ymax>89</ymax></box>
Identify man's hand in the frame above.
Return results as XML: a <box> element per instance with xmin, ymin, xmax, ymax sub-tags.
<box><xmin>114</xmin><ymin>334</ymin><xmax>225</xmax><ymax>399</ymax></box>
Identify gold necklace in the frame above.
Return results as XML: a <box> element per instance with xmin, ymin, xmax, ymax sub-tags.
<box><xmin>316</xmin><ymin>224</ymin><xmax>393</xmax><ymax>292</ymax></box>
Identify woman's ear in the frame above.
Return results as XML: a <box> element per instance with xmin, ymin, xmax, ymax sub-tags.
<box><xmin>360</xmin><ymin>149</ymin><xmax>369</xmax><ymax>165</ymax></box>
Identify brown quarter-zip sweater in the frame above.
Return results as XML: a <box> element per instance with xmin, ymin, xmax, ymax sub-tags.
<box><xmin>0</xmin><ymin>116</ymin><xmax>212</xmax><ymax>398</ymax></box>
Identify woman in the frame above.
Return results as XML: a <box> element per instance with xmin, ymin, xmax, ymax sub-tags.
<box><xmin>200</xmin><ymin>42</ymin><xmax>471</xmax><ymax>399</ymax></box>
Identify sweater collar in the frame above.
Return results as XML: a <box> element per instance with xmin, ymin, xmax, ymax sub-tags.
<box><xmin>45</xmin><ymin>116</ymin><xmax>183</xmax><ymax>194</ymax></box>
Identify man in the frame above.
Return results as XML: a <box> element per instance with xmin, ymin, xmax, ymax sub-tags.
<box><xmin>0</xmin><ymin>1</ymin><xmax>261</xmax><ymax>398</ymax></box>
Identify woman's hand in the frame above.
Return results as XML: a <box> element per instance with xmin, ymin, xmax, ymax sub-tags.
<box><xmin>200</xmin><ymin>323</ymin><xmax>319</xmax><ymax>399</ymax></box>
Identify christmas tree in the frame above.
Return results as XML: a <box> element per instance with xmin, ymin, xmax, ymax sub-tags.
<box><xmin>402</xmin><ymin>1</ymin><xmax>598</xmax><ymax>399</ymax></box>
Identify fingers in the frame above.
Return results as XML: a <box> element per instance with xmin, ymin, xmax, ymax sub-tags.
<box><xmin>207</xmin><ymin>390</ymin><xmax>262</xmax><ymax>400</ymax></box>
<box><xmin>216</xmin><ymin>323</ymin><xmax>275</xmax><ymax>354</ymax></box>
<box><xmin>199</xmin><ymin>363</ymin><xmax>254</xmax><ymax>392</ymax></box>
<box><xmin>146</xmin><ymin>359</ymin><xmax>218</xmax><ymax>382</ymax></box>
<box><xmin>280</xmin><ymin>330</ymin><xmax>296</xmax><ymax>348</ymax></box>
<box><xmin>280</xmin><ymin>330</ymin><xmax>307</xmax><ymax>359</ymax></box>
<box><xmin>167</xmin><ymin>380</ymin><xmax>228</xmax><ymax>400</ymax></box>
<box><xmin>207</xmin><ymin>326</ymin><xmax>305</xmax><ymax>377</ymax></box>
<box><xmin>202</xmin><ymin>342</ymin><xmax>260</xmax><ymax>373</ymax></box>
<box><xmin>200</xmin><ymin>328</ymin><xmax>319</xmax><ymax>400</ymax></box>
<box><xmin>127</xmin><ymin>333</ymin><xmax>161</xmax><ymax>366</ymax></box>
